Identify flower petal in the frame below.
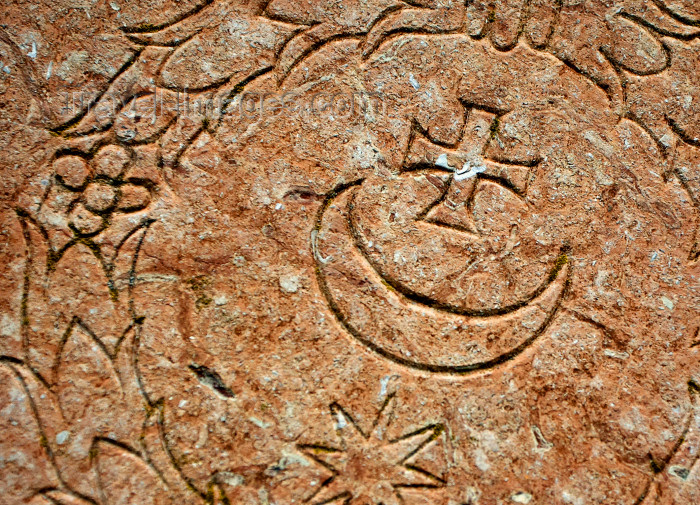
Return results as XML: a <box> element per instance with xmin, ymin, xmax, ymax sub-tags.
<box><xmin>490</xmin><ymin>0</ymin><xmax>527</xmax><ymax>50</ymax></box>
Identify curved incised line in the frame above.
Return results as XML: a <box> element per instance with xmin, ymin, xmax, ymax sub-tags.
<box><xmin>650</xmin><ymin>0</ymin><xmax>700</xmax><ymax>27</ymax></box>
<box><xmin>601</xmin><ymin>19</ymin><xmax>672</xmax><ymax>77</ymax></box>
<box><xmin>668</xmin><ymin>116</ymin><xmax>700</xmax><ymax>147</ymax></box>
<box><xmin>619</xmin><ymin>11</ymin><xmax>700</xmax><ymax>41</ymax></box>
<box><xmin>313</xmin><ymin>181</ymin><xmax>571</xmax><ymax>375</ymax></box>
<box><xmin>50</xmin><ymin>49</ymin><xmax>142</xmax><ymax>135</ymax></box>
<box><xmin>120</xmin><ymin>0</ymin><xmax>215</xmax><ymax>34</ymax></box>
<box><xmin>346</xmin><ymin>183</ymin><xmax>569</xmax><ymax>318</ymax></box>
<box><xmin>277</xmin><ymin>33</ymin><xmax>364</xmax><ymax>86</ymax></box>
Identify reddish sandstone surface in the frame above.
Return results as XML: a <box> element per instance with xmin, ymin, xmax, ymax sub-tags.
<box><xmin>1</xmin><ymin>1</ymin><xmax>699</xmax><ymax>504</ymax></box>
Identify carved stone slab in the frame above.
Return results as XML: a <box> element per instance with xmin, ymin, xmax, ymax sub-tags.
<box><xmin>1</xmin><ymin>1</ymin><xmax>699</xmax><ymax>504</ymax></box>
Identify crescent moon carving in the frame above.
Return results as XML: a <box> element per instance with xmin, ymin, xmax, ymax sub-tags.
<box><xmin>313</xmin><ymin>180</ymin><xmax>570</xmax><ymax>375</ymax></box>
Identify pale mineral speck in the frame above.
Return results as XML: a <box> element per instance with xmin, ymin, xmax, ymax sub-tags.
<box><xmin>279</xmin><ymin>274</ymin><xmax>301</xmax><ymax>293</ymax></box>
<box><xmin>511</xmin><ymin>491</ymin><xmax>533</xmax><ymax>504</ymax></box>
<box><xmin>56</xmin><ymin>431</ymin><xmax>70</xmax><ymax>445</ymax></box>
<box><xmin>661</xmin><ymin>296</ymin><xmax>674</xmax><ymax>310</ymax></box>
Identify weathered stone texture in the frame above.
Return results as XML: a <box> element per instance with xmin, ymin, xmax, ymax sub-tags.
<box><xmin>1</xmin><ymin>1</ymin><xmax>699</xmax><ymax>504</ymax></box>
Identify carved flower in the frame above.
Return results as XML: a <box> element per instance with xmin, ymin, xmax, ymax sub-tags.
<box><xmin>16</xmin><ymin>142</ymin><xmax>158</xmax><ymax>379</ymax></box>
<box><xmin>49</xmin><ymin>144</ymin><xmax>153</xmax><ymax>241</ymax></box>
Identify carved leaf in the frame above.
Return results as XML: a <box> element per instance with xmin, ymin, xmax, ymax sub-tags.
<box><xmin>0</xmin><ymin>362</ymin><xmax>60</xmax><ymax>504</ymax></box>
<box><xmin>622</xmin><ymin>1</ymin><xmax>700</xmax><ymax>38</ymax></box>
<box><xmin>0</xmin><ymin>2</ymin><xmax>135</xmax><ymax>128</ymax></box>
<box><xmin>53</xmin><ymin>322</ymin><xmax>145</xmax><ymax>498</ymax></box>
<box><xmin>4</xmin><ymin>359</ymin><xmax>66</xmax><ymax>456</ymax></box>
<box><xmin>117</xmin><ymin>0</ymin><xmax>207</xmax><ymax>31</ymax></box>
<box><xmin>48</xmin><ymin>243</ymin><xmax>130</xmax><ymax>355</ymax></box>
<box><xmin>139</xmin><ymin>405</ymin><xmax>204</xmax><ymax>505</ymax></box>
<box><xmin>110</xmin><ymin>223</ymin><xmax>153</xmax><ymax>317</ymax></box>
<box><xmin>124</xmin><ymin>1</ymin><xmax>295</xmax><ymax>91</ymax></box>
<box><xmin>158</xmin><ymin>14</ymin><xmax>294</xmax><ymax>90</ymax></box>
<box><xmin>94</xmin><ymin>439</ymin><xmax>173</xmax><ymax>505</ymax></box>
<box><xmin>58</xmin><ymin>46</ymin><xmax>173</xmax><ymax>137</ymax></box>
<box><xmin>605</xmin><ymin>15</ymin><xmax>668</xmax><ymax>75</ymax></box>
<box><xmin>17</xmin><ymin>213</ymin><xmax>54</xmax><ymax>377</ymax></box>
<box><xmin>461</xmin><ymin>0</ymin><xmax>700</xmax><ymax>114</ymax></box>
<box><xmin>660</xmin><ymin>0</ymin><xmax>700</xmax><ymax>22</ymax></box>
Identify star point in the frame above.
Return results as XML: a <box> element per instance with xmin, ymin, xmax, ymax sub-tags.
<box><xmin>299</xmin><ymin>395</ymin><xmax>445</xmax><ymax>505</ymax></box>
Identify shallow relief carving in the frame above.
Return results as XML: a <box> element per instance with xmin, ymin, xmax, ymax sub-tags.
<box><xmin>2</xmin><ymin>1</ymin><xmax>700</xmax><ymax>504</ymax></box>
